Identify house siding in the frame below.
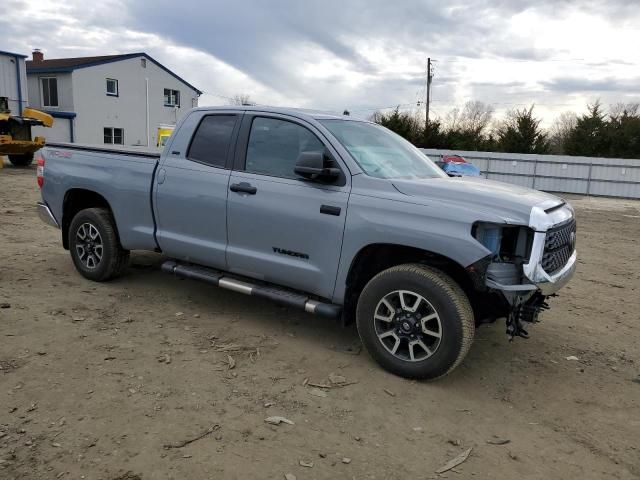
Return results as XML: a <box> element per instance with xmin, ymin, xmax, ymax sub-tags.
<box><xmin>0</xmin><ymin>52</ymin><xmax>28</xmax><ymax>114</ymax></box>
<box><xmin>28</xmin><ymin>72</ymin><xmax>75</xmax><ymax>142</ymax></box>
<box><xmin>27</xmin><ymin>54</ymin><xmax>199</xmax><ymax>146</ymax></box>
<box><xmin>71</xmin><ymin>56</ymin><xmax>199</xmax><ymax>146</ymax></box>
<box><xmin>26</xmin><ymin>72</ymin><xmax>74</xmax><ymax>111</ymax></box>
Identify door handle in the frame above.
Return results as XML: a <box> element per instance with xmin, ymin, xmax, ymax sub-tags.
<box><xmin>230</xmin><ymin>182</ymin><xmax>257</xmax><ymax>195</ymax></box>
<box><xmin>320</xmin><ymin>205</ymin><xmax>341</xmax><ymax>216</ymax></box>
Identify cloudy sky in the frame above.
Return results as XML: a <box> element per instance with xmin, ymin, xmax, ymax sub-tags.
<box><xmin>2</xmin><ymin>0</ymin><xmax>639</xmax><ymax>125</ymax></box>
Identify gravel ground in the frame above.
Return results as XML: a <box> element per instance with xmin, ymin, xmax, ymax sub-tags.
<box><xmin>1</xmin><ymin>164</ymin><xmax>639</xmax><ymax>479</ymax></box>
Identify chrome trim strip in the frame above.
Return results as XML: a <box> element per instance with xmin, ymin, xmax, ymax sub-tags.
<box><xmin>305</xmin><ymin>300</ymin><xmax>319</xmax><ymax>313</ymax></box>
<box><xmin>522</xmin><ymin>231</ymin><xmax>548</xmax><ymax>283</ymax></box>
<box><xmin>485</xmin><ymin>279</ymin><xmax>537</xmax><ymax>292</ymax></box>
<box><xmin>537</xmin><ymin>250</ymin><xmax>577</xmax><ymax>295</ymax></box>
<box><xmin>37</xmin><ymin>202</ymin><xmax>59</xmax><ymax>228</ymax></box>
<box><xmin>219</xmin><ymin>278</ymin><xmax>253</xmax><ymax>295</ymax></box>
<box><xmin>529</xmin><ymin>203</ymin><xmax>573</xmax><ymax>232</ymax></box>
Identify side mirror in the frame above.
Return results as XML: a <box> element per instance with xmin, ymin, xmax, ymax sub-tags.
<box><xmin>294</xmin><ymin>151</ymin><xmax>340</xmax><ymax>182</ymax></box>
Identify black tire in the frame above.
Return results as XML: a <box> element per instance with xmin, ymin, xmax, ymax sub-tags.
<box><xmin>356</xmin><ymin>264</ymin><xmax>474</xmax><ymax>380</ymax></box>
<box><xmin>8</xmin><ymin>153</ymin><xmax>34</xmax><ymax>167</ymax></box>
<box><xmin>68</xmin><ymin>208</ymin><xmax>129</xmax><ymax>281</ymax></box>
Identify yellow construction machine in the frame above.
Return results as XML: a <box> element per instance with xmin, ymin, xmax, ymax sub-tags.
<box><xmin>0</xmin><ymin>106</ymin><xmax>53</xmax><ymax>167</ymax></box>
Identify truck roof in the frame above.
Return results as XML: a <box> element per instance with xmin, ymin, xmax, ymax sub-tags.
<box><xmin>191</xmin><ymin>105</ymin><xmax>369</xmax><ymax>122</ymax></box>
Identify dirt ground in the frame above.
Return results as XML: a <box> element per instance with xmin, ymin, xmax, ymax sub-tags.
<box><xmin>1</xmin><ymin>164</ymin><xmax>639</xmax><ymax>480</ymax></box>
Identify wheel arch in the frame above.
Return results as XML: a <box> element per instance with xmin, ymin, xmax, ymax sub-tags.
<box><xmin>341</xmin><ymin>243</ymin><xmax>477</xmax><ymax>324</ymax></box>
<box><xmin>61</xmin><ymin>189</ymin><xmax>118</xmax><ymax>249</ymax></box>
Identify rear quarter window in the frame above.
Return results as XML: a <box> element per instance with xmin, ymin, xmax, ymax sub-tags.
<box><xmin>187</xmin><ymin>115</ymin><xmax>237</xmax><ymax>168</ymax></box>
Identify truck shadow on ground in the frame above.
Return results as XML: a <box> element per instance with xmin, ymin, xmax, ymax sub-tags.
<box><xmin>112</xmin><ymin>251</ymin><xmax>533</xmax><ymax>388</ymax></box>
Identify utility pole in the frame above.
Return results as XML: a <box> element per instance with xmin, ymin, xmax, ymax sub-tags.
<box><xmin>425</xmin><ymin>57</ymin><xmax>433</xmax><ymax>135</ymax></box>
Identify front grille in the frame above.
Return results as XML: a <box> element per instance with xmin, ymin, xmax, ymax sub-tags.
<box><xmin>541</xmin><ymin>218</ymin><xmax>576</xmax><ymax>274</ymax></box>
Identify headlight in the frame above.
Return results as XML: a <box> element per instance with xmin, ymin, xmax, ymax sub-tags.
<box><xmin>472</xmin><ymin>223</ymin><xmax>534</xmax><ymax>263</ymax></box>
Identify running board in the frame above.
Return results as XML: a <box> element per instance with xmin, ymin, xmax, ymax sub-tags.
<box><xmin>161</xmin><ymin>260</ymin><xmax>342</xmax><ymax>319</ymax></box>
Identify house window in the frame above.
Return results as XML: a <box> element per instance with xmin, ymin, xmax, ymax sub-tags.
<box><xmin>104</xmin><ymin>127</ymin><xmax>124</xmax><ymax>145</ymax></box>
<box><xmin>41</xmin><ymin>77</ymin><xmax>59</xmax><ymax>107</ymax></box>
<box><xmin>106</xmin><ymin>78</ymin><xmax>118</xmax><ymax>96</ymax></box>
<box><xmin>164</xmin><ymin>89</ymin><xmax>180</xmax><ymax>107</ymax></box>
<box><xmin>140</xmin><ymin>58</ymin><xmax>146</xmax><ymax>68</ymax></box>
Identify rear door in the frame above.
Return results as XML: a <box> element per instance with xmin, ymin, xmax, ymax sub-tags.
<box><xmin>226</xmin><ymin>113</ymin><xmax>350</xmax><ymax>299</ymax></box>
<box><xmin>153</xmin><ymin>111</ymin><xmax>240</xmax><ymax>269</ymax></box>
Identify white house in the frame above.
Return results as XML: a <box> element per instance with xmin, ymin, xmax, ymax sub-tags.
<box><xmin>26</xmin><ymin>50</ymin><xmax>202</xmax><ymax>146</ymax></box>
<box><xmin>0</xmin><ymin>50</ymin><xmax>28</xmax><ymax>114</ymax></box>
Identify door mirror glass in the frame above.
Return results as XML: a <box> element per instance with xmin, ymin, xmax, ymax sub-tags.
<box><xmin>294</xmin><ymin>151</ymin><xmax>340</xmax><ymax>182</ymax></box>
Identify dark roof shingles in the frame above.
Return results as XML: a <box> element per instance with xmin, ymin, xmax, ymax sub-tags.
<box><xmin>26</xmin><ymin>54</ymin><xmax>127</xmax><ymax>70</ymax></box>
<box><xmin>26</xmin><ymin>53</ymin><xmax>201</xmax><ymax>94</ymax></box>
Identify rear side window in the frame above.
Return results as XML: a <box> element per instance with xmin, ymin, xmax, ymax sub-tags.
<box><xmin>187</xmin><ymin>115</ymin><xmax>237</xmax><ymax>168</ymax></box>
<box><xmin>245</xmin><ymin>117</ymin><xmax>324</xmax><ymax>179</ymax></box>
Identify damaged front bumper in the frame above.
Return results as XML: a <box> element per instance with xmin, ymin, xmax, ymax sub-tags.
<box><xmin>481</xmin><ymin>201</ymin><xmax>577</xmax><ymax>338</ymax></box>
<box><xmin>486</xmin><ymin>249</ymin><xmax>577</xmax><ymax>296</ymax></box>
<box><xmin>485</xmin><ymin>201</ymin><xmax>577</xmax><ymax>297</ymax></box>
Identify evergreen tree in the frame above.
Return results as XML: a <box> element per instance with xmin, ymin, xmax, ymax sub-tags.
<box><xmin>564</xmin><ymin>101</ymin><xmax>610</xmax><ymax>157</ymax></box>
<box><xmin>607</xmin><ymin>104</ymin><xmax>640</xmax><ymax>158</ymax></box>
<box><xmin>496</xmin><ymin>106</ymin><xmax>550</xmax><ymax>154</ymax></box>
<box><xmin>372</xmin><ymin>107</ymin><xmax>421</xmax><ymax>144</ymax></box>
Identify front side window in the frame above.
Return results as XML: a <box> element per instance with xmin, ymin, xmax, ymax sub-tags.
<box><xmin>106</xmin><ymin>78</ymin><xmax>118</xmax><ymax>96</ymax></box>
<box><xmin>320</xmin><ymin>119</ymin><xmax>445</xmax><ymax>180</ymax></box>
<box><xmin>245</xmin><ymin>117</ymin><xmax>324</xmax><ymax>179</ymax></box>
<box><xmin>164</xmin><ymin>89</ymin><xmax>180</xmax><ymax>107</ymax></box>
<box><xmin>41</xmin><ymin>77</ymin><xmax>59</xmax><ymax>107</ymax></box>
<box><xmin>104</xmin><ymin>127</ymin><xmax>124</xmax><ymax>145</ymax></box>
<box><xmin>187</xmin><ymin>115</ymin><xmax>237</xmax><ymax>168</ymax></box>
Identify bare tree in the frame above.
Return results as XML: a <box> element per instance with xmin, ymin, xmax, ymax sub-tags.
<box><xmin>459</xmin><ymin>101</ymin><xmax>494</xmax><ymax>135</ymax></box>
<box><xmin>443</xmin><ymin>106</ymin><xmax>462</xmax><ymax>132</ymax></box>
<box><xmin>549</xmin><ymin>111</ymin><xmax>578</xmax><ymax>154</ymax></box>
<box><xmin>231</xmin><ymin>94</ymin><xmax>254</xmax><ymax>106</ymax></box>
<box><xmin>443</xmin><ymin>101</ymin><xmax>493</xmax><ymax>136</ymax></box>
<box><xmin>609</xmin><ymin>102</ymin><xmax>639</xmax><ymax>120</ymax></box>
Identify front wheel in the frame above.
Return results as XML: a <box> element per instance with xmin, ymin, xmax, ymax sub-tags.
<box><xmin>68</xmin><ymin>208</ymin><xmax>129</xmax><ymax>281</ymax></box>
<box><xmin>356</xmin><ymin>264</ymin><xmax>474</xmax><ymax>380</ymax></box>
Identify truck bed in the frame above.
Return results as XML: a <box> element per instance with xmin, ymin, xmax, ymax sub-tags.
<box><xmin>41</xmin><ymin>143</ymin><xmax>160</xmax><ymax>251</ymax></box>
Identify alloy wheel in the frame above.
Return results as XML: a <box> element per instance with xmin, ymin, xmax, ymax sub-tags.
<box><xmin>75</xmin><ymin>223</ymin><xmax>103</xmax><ymax>269</ymax></box>
<box><xmin>373</xmin><ymin>290</ymin><xmax>443</xmax><ymax>362</ymax></box>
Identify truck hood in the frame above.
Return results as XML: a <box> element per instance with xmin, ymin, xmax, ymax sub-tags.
<box><xmin>391</xmin><ymin>176</ymin><xmax>563</xmax><ymax>225</ymax></box>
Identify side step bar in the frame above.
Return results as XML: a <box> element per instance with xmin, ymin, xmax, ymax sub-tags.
<box><xmin>161</xmin><ymin>260</ymin><xmax>342</xmax><ymax>319</ymax></box>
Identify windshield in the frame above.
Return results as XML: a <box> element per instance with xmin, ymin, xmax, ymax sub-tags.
<box><xmin>320</xmin><ymin>119</ymin><xmax>446</xmax><ymax>179</ymax></box>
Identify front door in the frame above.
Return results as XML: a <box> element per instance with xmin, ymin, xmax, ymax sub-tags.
<box><xmin>226</xmin><ymin>114</ymin><xmax>350</xmax><ymax>299</ymax></box>
<box><xmin>154</xmin><ymin>112</ymin><xmax>240</xmax><ymax>269</ymax></box>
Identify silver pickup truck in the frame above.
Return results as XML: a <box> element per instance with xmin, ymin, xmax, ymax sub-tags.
<box><xmin>36</xmin><ymin>106</ymin><xmax>577</xmax><ymax>379</ymax></box>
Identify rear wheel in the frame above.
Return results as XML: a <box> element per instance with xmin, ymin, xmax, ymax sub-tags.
<box><xmin>356</xmin><ymin>264</ymin><xmax>474</xmax><ymax>380</ymax></box>
<box><xmin>8</xmin><ymin>153</ymin><xmax>34</xmax><ymax>167</ymax></box>
<box><xmin>68</xmin><ymin>208</ymin><xmax>129</xmax><ymax>281</ymax></box>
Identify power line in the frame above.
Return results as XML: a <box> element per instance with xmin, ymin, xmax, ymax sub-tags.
<box><xmin>431</xmin><ymin>99</ymin><xmax>576</xmax><ymax>107</ymax></box>
<box><xmin>348</xmin><ymin>102</ymin><xmax>421</xmax><ymax>113</ymax></box>
<box><xmin>431</xmin><ymin>54</ymin><xmax>640</xmax><ymax>66</ymax></box>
